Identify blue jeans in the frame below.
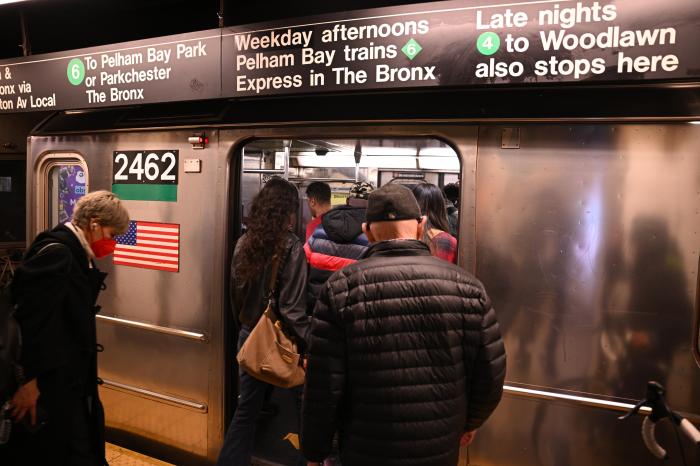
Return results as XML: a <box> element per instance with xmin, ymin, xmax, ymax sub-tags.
<box><xmin>216</xmin><ymin>327</ymin><xmax>304</xmax><ymax>466</ymax></box>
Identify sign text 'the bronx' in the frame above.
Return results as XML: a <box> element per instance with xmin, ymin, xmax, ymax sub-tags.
<box><xmin>85</xmin><ymin>41</ymin><xmax>208</xmax><ymax>104</ymax></box>
<box><xmin>232</xmin><ymin>20</ymin><xmax>434</xmax><ymax>94</ymax></box>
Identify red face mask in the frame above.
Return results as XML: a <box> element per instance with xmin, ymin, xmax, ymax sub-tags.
<box><xmin>90</xmin><ymin>238</ymin><xmax>116</xmax><ymax>258</ymax></box>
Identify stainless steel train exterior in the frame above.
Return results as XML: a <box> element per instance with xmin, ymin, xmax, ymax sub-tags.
<box><xmin>24</xmin><ymin>116</ymin><xmax>700</xmax><ymax>465</ymax></box>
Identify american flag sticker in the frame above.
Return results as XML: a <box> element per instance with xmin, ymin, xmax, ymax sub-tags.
<box><xmin>114</xmin><ymin>221</ymin><xmax>180</xmax><ymax>272</ymax></box>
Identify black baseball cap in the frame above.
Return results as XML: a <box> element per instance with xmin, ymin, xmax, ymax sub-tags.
<box><xmin>366</xmin><ymin>184</ymin><xmax>422</xmax><ymax>224</ymax></box>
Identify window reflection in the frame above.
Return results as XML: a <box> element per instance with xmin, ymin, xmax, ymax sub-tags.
<box><xmin>48</xmin><ymin>164</ymin><xmax>87</xmax><ymax>227</ymax></box>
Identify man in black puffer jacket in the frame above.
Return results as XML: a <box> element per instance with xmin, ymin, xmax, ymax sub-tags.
<box><xmin>302</xmin><ymin>184</ymin><xmax>506</xmax><ymax>466</ymax></box>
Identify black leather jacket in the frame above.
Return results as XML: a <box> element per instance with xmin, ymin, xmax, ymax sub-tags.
<box><xmin>302</xmin><ymin>240</ymin><xmax>506</xmax><ymax>466</ymax></box>
<box><xmin>230</xmin><ymin>232</ymin><xmax>310</xmax><ymax>349</ymax></box>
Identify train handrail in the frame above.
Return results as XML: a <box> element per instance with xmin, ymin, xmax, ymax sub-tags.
<box><xmin>96</xmin><ymin>314</ymin><xmax>207</xmax><ymax>342</ymax></box>
<box><xmin>619</xmin><ymin>381</ymin><xmax>700</xmax><ymax>462</ymax></box>
<box><xmin>101</xmin><ymin>379</ymin><xmax>208</xmax><ymax>413</ymax></box>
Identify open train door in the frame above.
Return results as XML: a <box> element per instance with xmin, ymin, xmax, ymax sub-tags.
<box><xmin>222</xmin><ymin>125</ymin><xmax>478</xmax><ymax>465</ymax></box>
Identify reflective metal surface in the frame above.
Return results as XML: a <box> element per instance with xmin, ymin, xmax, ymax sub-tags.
<box><xmin>100</xmin><ymin>387</ymin><xmax>208</xmax><ymax>459</ymax></box>
<box><xmin>465</xmin><ymin>393</ymin><xmax>695</xmax><ymax>466</ymax></box>
<box><xmin>29</xmin><ymin>130</ymin><xmax>227</xmax><ymax>460</ymax></box>
<box><xmin>473</xmin><ymin>123</ymin><xmax>700</xmax><ymax>466</ymax></box>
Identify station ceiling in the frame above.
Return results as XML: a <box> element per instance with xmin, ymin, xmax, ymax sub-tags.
<box><xmin>0</xmin><ymin>0</ymin><xmax>433</xmax><ymax>59</ymax></box>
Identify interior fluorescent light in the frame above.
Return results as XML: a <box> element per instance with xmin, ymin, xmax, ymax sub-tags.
<box><xmin>0</xmin><ymin>0</ymin><xmax>30</xmax><ymax>5</ymax></box>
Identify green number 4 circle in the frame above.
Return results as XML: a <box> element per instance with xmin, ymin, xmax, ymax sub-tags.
<box><xmin>477</xmin><ymin>32</ymin><xmax>500</xmax><ymax>56</ymax></box>
<box><xmin>67</xmin><ymin>58</ymin><xmax>85</xmax><ymax>85</ymax></box>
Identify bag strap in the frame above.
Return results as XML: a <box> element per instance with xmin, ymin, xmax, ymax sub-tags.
<box><xmin>265</xmin><ymin>243</ymin><xmax>291</xmax><ymax>328</ymax></box>
<box><xmin>266</xmin><ymin>254</ymin><xmax>282</xmax><ymax>300</ymax></box>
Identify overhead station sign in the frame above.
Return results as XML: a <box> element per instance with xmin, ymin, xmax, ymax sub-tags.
<box><xmin>0</xmin><ymin>30</ymin><xmax>221</xmax><ymax>113</ymax></box>
<box><xmin>0</xmin><ymin>0</ymin><xmax>699</xmax><ymax>113</ymax></box>
<box><xmin>222</xmin><ymin>0</ymin><xmax>700</xmax><ymax>96</ymax></box>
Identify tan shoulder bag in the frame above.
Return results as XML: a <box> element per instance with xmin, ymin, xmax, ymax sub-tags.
<box><xmin>236</xmin><ymin>254</ymin><xmax>305</xmax><ymax>388</ymax></box>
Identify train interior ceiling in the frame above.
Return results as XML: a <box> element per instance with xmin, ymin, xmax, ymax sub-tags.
<box><xmin>240</xmin><ymin>138</ymin><xmax>460</xmax><ymax>238</ymax></box>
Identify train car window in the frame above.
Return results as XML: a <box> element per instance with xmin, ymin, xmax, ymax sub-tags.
<box><xmin>36</xmin><ymin>154</ymin><xmax>88</xmax><ymax>232</ymax></box>
<box><xmin>0</xmin><ymin>157</ymin><xmax>25</xmax><ymax>246</ymax></box>
<box><xmin>239</xmin><ymin>137</ymin><xmax>461</xmax><ymax>256</ymax></box>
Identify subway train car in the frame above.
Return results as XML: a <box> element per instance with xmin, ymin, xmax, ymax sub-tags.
<box><xmin>8</xmin><ymin>0</ymin><xmax>700</xmax><ymax>465</ymax></box>
<box><xmin>23</xmin><ymin>97</ymin><xmax>700</xmax><ymax>466</ymax></box>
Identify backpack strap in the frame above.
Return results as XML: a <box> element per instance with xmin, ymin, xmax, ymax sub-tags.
<box><xmin>34</xmin><ymin>242</ymin><xmax>63</xmax><ymax>258</ymax></box>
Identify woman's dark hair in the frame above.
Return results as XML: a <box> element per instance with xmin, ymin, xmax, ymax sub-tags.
<box><xmin>412</xmin><ymin>183</ymin><xmax>451</xmax><ymax>237</ymax></box>
<box><xmin>236</xmin><ymin>177</ymin><xmax>299</xmax><ymax>283</ymax></box>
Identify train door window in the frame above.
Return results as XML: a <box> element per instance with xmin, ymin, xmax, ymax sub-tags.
<box><xmin>36</xmin><ymin>154</ymin><xmax>88</xmax><ymax>232</ymax></box>
<box><xmin>239</xmin><ymin>137</ymin><xmax>461</xmax><ymax>254</ymax></box>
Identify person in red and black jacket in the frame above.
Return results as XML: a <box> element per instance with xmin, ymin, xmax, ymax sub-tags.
<box><xmin>304</xmin><ymin>181</ymin><xmax>374</xmax><ymax>311</ymax></box>
<box><xmin>305</xmin><ymin>182</ymin><xmax>332</xmax><ymax>242</ymax></box>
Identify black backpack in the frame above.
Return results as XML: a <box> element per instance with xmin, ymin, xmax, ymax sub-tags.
<box><xmin>0</xmin><ymin>274</ymin><xmax>22</xmax><ymax>444</ymax></box>
<box><xmin>0</xmin><ymin>242</ymin><xmax>60</xmax><ymax>405</ymax></box>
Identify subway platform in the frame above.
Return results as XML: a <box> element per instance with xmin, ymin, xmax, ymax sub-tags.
<box><xmin>106</xmin><ymin>443</ymin><xmax>174</xmax><ymax>466</ymax></box>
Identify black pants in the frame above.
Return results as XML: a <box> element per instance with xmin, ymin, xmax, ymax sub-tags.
<box><xmin>216</xmin><ymin>327</ymin><xmax>305</xmax><ymax>466</ymax></box>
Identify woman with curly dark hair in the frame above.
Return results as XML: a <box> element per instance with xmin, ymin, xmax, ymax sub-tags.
<box><xmin>217</xmin><ymin>177</ymin><xmax>310</xmax><ymax>466</ymax></box>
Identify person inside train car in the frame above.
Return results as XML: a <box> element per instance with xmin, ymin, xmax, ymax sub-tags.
<box><xmin>4</xmin><ymin>190</ymin><xmax>129</xmax><ymax>466</ymax></box>
<box><xmin>443</xmin><ymin>182</ymin><xmax>460</xmax><ymax>237</ymax></box>
<box><xmin>304</xmin><ymin>181</ymin><xmax>374</xmax><ymax>309</ymax></box>
<box><xmin>217</xmin><ymin>177</ymin><xmax>310</xmax><ymax>466</ymax></box>
<box><xmin>413</xmin><ymin>183</ymin><xmax>458</xmax><ymax>264</ymax></box>
<box><xmin>301</xmin><ymin>184</ymin><xmax>506</xmax><ymax>466</ymax></box>
<box><xmin>305</xmin><ymin>181</ymin><xmax>332</xmax><ymax>242</ymax></box>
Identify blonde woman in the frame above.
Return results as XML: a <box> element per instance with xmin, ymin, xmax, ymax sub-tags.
<box><xmin>6</xmin><ymin>190</ymin><xmax>129</xmax><ymax>466</ymax></box>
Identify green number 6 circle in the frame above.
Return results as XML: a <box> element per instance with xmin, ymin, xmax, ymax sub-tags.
<box><xmin>67</xmin><ymin>58</ymin><xmax>85</xmax><ymax>86</ymax></box>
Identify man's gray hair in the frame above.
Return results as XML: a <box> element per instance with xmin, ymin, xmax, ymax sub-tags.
<box><xmin>72</xmin><ymin>190</ymin><xmax>130</xmax><ymax>234</ymax></box>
